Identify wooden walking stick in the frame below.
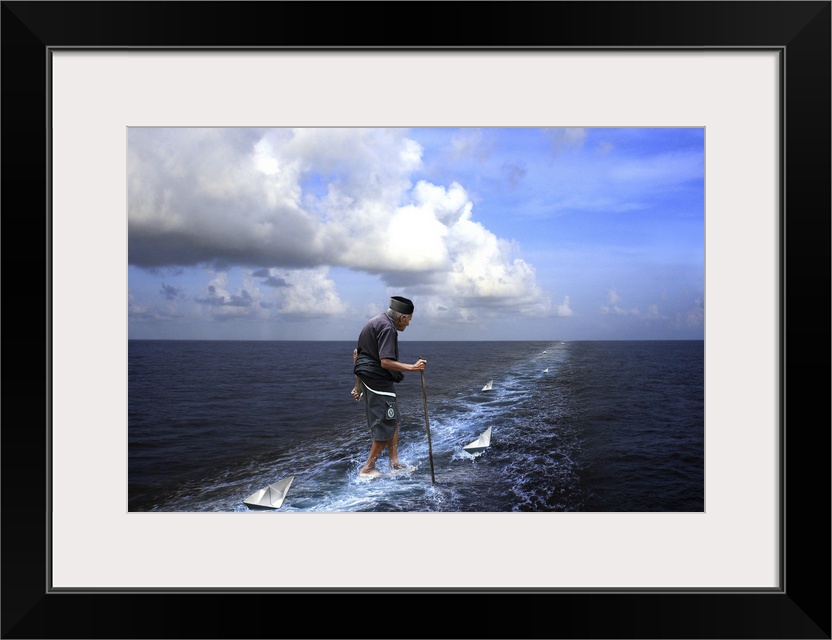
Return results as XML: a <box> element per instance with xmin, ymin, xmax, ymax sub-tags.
<box><xmin>420</xmin><ymin>363</ymin><xmax>436</xmax><ymax>485</ymax></box>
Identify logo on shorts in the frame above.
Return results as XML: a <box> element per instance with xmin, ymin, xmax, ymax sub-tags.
<box><xmin>387</xmin><ymin>407</ymin><xmax>395</xmax><ymax>419</ymax></box>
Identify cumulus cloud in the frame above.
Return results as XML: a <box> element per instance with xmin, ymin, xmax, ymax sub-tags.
<box><xmin>600</xmin><ymin>289</ymin><xmax>640</xmax><ymax>317</ymax></box>
<box><xmin>192</xmin><ymin>272</ymin><xmax>259</xmax><ymax>322</ymax></box>
<box><xmin>128</xmin><ymin>128</ymin><xmax>551</xmax><ymax>321</ymax></box>
<box><xmin>556</xmin><ymin>296</ymin><xmax>574</xmax><ymax>317</ymax></box>
<box><xmin>195</xmin><ymin>285</ymin><xmax>253</xmax><ymax>308</ymax></box>
<box><xmin>274</xmin><ymin>267</ymin><xmax>349</xmax><ymax>318</ymax></box>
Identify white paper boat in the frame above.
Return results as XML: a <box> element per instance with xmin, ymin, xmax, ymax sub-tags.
<box><xmin>463</xmin><ymin>426</ymin><xmax>492</xmax><ymax>454</ymax></box>
<box><xmin>481</xmin><ymin>380</ymin><xmax>493</xmax><ymax>391</ymax></box>
<box><xmin>243</xmin><ymin>475</ymin><xmax>295</xmax><ymax>509</ymax></box>
<box><xmin>543</xmin><ymin>368</ymin><xmax>549</xmax><ymax>373</ymax></box>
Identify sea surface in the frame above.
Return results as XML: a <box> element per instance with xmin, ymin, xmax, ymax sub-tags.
<box><xmin>128</xmin><ymin>340</ymin><xmax>704</xmax><ymax>512</ymax></box>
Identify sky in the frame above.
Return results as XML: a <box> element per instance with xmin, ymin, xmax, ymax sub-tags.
<box><xmin>127</xmin><ymin>127</ymin><xmax>704</xmax><ymax>341</ymax></box>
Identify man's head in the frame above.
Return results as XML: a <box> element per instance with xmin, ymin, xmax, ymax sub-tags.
<box><xmin>388</xmin><ymin>296</ymin><xmax>414</xmax><ymax>331</ymax></box>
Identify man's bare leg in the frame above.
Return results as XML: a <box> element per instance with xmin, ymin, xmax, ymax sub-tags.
<box><xmin>387</xmin><ymin>424</ymin><xmax>403</xmax><ymax>469</ymax></box>
<box><xmin>360</xmin><ymin>440</ymin><xmax>387</xmax><ymax>477</ymax></box>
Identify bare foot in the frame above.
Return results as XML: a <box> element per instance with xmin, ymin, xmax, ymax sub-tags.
<box><xmin>359</xmin><ymin>468</ymin><xmax>381</xmax><ymax>478</ymax></box>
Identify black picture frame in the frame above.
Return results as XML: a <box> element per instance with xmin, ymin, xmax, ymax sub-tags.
<box><xmin>3</xmin><ymin>1</ymin><xmax>829</xmax><ymax>638</ymax></box>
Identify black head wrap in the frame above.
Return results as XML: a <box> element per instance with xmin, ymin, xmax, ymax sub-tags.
<box><xmin>389</xmin><ymin>296</ymin><xmax>414</xmax><ymax>314</ymax></box>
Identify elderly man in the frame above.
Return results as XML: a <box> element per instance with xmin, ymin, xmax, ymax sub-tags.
<box><xmin>351</xmin><ymin>296</ymin><xmax>427</xmax><ymax>478</ymax></box>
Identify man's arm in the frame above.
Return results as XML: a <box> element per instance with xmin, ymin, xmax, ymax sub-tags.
<box><xmin>381</xmin><ymin>357</ymin><xmax>427</xmax><ymax>373</ymax></box>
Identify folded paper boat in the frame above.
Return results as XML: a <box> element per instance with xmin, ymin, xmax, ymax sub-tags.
<box><xmin>243</xmin><ymin>475</ymin><xmax>295</xmax><ymax>509</ymax></box>
<box><xmin>463</xmin><ymin>426</ymin><xmax>492</xmax><ymax>454</ymax></box>
<box><xmin>481</xmin><ymin>380</ymin><xmax>493</xmax><ymax>391</ymax></box>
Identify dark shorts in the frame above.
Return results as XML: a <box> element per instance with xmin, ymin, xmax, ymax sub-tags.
<box><xmin>359</xmin><ymin>380</ymin><xmax>400</xmax><ymax>441</ymax></box>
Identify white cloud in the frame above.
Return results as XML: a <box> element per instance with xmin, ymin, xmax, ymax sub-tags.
<box><xmin>194</xmin><ymin>272</ymin><xmax>258</xmax><ymax>321</ymax></box>
<box><xmin>275</xmin><ymin>267</ymin><xmax>349</xmax><ymax>318</ymax></box>
<box><xmin>129</xmin><ymin>128</ymin><xmax>551</xmax><ymax>322</ymax></box>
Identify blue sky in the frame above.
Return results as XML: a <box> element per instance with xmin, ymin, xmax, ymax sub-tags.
<box><xmin>128</xmin><ymin>127</ymin><xmax>704</xmax><ymax>341</ymax></box>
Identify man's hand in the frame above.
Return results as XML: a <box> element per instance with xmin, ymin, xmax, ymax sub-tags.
<box><xmin>351</xmin><ymin>349</ymin><xmax>362</xmax><ymax>400</ymax></box>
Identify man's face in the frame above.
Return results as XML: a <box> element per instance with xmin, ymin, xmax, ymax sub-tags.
<box><xmin>396</xmin><ymin>314</ymin><xmax>412</xmax><ymax>331</ymax></box>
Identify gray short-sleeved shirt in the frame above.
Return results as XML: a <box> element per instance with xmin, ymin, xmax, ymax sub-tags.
<box><xmin>355</xmin><ymin>312</ymin><xmax>399</xmax><ymax>393</ymax></box>
<box><xmin>356</xmin><ymin>312</ymin><xmax>399</xmax><ymax>363</ymax></box>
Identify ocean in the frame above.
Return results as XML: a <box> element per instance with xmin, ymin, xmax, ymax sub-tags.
<box><xmin>128</xmin><ymin>340</ymin><xmax>704</xmax><ymax>513</ymax></box>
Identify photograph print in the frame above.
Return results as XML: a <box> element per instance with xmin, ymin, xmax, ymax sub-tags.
<box><xmin>128</xmin><ymin>126</ymin><xmax>704</xmax><ymax>514</ymax></box>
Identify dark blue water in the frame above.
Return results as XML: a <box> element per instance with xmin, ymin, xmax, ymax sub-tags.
<box><xmin>128</xmin><ymin>340</ymin><xmax>703</xmax><ymax>512</ymax></box>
